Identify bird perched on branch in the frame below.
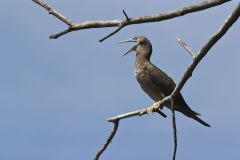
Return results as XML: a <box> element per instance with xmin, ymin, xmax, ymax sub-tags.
<box><xmin>120</xmin><ymin>35</ymin><xmax>210</xmax><ymax>127</ymax></box>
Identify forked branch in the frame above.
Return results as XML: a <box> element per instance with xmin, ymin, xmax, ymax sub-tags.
<box><xmin>32</xmin><ymin>0</ymin><xmax>231</xmax><ymax>41</ymax></box>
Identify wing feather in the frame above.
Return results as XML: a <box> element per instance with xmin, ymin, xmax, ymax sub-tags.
<box><xmin>148</xmin><ymin>63</ymin><xmax>176</xmax><ymax>97</ymax></box>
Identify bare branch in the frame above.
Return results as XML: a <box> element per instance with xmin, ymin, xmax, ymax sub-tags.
<box><xmin>98</xmin><ymin>9</ymin><xmax>131</xmax><ymax>42</ymax></box>
<box><xmin>33</xmin><ymin>0</ymin><xmax>231</xmax><ymax>40</ymax></box>
<box><xmin>176</xmin><ymin>37</ymin><xmax>196</xmax><ymax>58</ymax></box>
<box><xmin>49</xmin><ymin>28</ymin><xmax>73</xmax><ymax>39</ymax></box>
<box><xmin>32</xmin><ymin>0</ymin><xmax>76</xmax><ymax>26</ymax></box>
<box><xmin>108</xmin><ymin>109</ymin><xmax>145</xmax><ymax>122</ymax></box>
<box><xmin>94</xmin><ymin>121</ymin><xmax>119</xmax><ymax>160</ymax></box>
<box><xmin>170</xmin><ymin>100</ymin><xmax>177</xmax><ymax>160</ymax></box>
<box><xmin>108</xmin><ymin>104</ymin><xmax>167</xmax><ymax>122</ymax></box>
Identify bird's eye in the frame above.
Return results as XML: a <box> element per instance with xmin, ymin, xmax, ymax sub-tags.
<box><xmin>133</xmin><ymin>37</ymin><xmax>137</xmax><ymax>40</ymax></box>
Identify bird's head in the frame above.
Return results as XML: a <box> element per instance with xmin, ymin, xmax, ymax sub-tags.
<box><xmin>120</xmin><ymin>35</ymin><xmax>152</xmax><ymax>60</ymax></box>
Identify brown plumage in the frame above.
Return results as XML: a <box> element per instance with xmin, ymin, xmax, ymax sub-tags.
<box><xmin>120</xmin><ymin>35</ymin><xmax>210</xmax><ymax>127</ymax></box>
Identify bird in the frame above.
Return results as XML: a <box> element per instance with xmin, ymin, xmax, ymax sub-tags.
<box><xmin>120</xmin><ymin>35</ymin><xmax>210</xmax><ymax>127</ymax></box>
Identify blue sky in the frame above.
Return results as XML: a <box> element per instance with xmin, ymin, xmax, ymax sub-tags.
<box><xmin>0</xmin><ymin>0</ymin><xmax>240</xmax><ymax>160</ymax></box>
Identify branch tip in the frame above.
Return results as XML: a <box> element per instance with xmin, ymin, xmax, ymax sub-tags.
<box><xmin>99</xmin><ymin>24</ymin><xmax>125</xmax><ymax>42</ymax></box>
<box><xmin>122</xmin><ymin>9</ymin><xmax>130</xmax><ymax>21</ymax></box>
<box><xmin>176</xmin><ymin>36</ymin><xmax>196</xmax><ymax>58</ymax></box>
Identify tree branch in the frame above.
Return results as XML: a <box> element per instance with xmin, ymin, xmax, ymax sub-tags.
<box><xmin>94</xmin><ymin>2</ymin><xmax>240</xmax><ymax>159</ymax></box>
<box><xmin>32</xmin><ymin>0</ymin><xmax>231</xmax><ymax>40</ymax></box>
<box><xmin>170</xmin><ymin>1</ymin><xmax>240</xmax><ymax>102</ymax></box>
<box><xmin>177</xmin><ymin>37</ymin><xmax>196</xmax><ymax>58</ymax></box>
<box><xmin>171</xmin><ymin>100</ymin><xmax>177</xmax><ymax>160</ymax></box>
<box><xmin>94</xmin><ymin>121</ymin><xmax>119</xmax><ymax>160</ymax></box>
<box><xmin>32</xmin><ymin>0</ymin><xmax>76</xmax><ymax>26</ymax></box>
<box><xmin>99</xmin><ymin>24</ymin><xmax>126</xmax><ymax>42</ymax></box>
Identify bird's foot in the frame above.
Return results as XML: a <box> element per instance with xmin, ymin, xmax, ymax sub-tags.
<box><xmin>147</xmin><ymin>101</ymin><xmax>163</xmax><ymax>112</ymax></box>
<box><xmin>146</xmin><ymin>102</ymin><xmax>167</xmax><ymax>118</ymax></box>
<box><xmin>146</xmin><ymin>105</ymin><xmax>155</xmax><ymax>114</ymax></box>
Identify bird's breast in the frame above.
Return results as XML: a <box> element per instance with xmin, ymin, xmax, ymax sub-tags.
<box><xmin>135</xmin><ymin>67</ymin><xmax>165</xmax><ymax>102</ymax></box>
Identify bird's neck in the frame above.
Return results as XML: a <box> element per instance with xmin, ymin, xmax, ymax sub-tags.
<box><xmin>135</xmin><ymin>56</ymin><xmax>150</xmax><ymax>64</ymax></box>
<box><xmin>134</xmin><ymin>53</ymin><xmax>151</xmax><ymax>73</ymax></box>
<box><xmin>135</xmin><ymin>44</ymin><xmax>152</xmax><ymax>61</ymax></box>
<box><xmin>135</xmin><ymin>52</ymin><xmax>152</xmax><ymax>73</ymax></box>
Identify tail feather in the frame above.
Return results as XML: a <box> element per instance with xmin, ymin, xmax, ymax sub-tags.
<box><xmin>176</xmin><ymin>107</ymin><xmax>210</xmax><ymax>127</ymax></box>
<box><xmin>191</xmin><ymin>114</ymin><xmax>211</xmax><ymax>127</ymax></box>
<box><xmin>191</xmin><ymin>110</ymin><xmax>201</xmax><ymax>116</ymax></box>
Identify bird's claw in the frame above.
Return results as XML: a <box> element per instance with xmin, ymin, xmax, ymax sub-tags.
<box><xmin>146</xmin><ymin>101</ymin><xmax>161</xmax><ymax>113</ymax></box>
<box><xmin>146</xmin><ymin>101</ymin><xmax>167</xmax><ymax>118</ymax></box>
<box><xmin>139</xmin><ymin>101</ymin><xmax>166</xmax><ymax>118</ymax></box>
<box><xmin>146</xmin><ymin>105</ymin><xmax>155</xmax><ymax>114</ymax></box>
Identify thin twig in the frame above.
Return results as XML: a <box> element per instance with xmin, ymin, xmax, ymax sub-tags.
<box><xmin>170</xmin><ymin>100</ymin><xmax>177</xmax><ymax>160</ymax></box>
<box><xmin>176</xmin><ymin>37</ymin><xmax>196</xmax><ymax>58</ymax></box>
<box><xmin>94</xmin><ymin>120</ymin><xmax>119</xmax><ymax>160</ymax></box>
<box><xmin>123</xmin><ymin>10</ymin><xmax>130</xmax><ymax>21</ymax></box>
<box><xmin>33</xmin><ymin>0</ymin><xmax>231</xmax><ymax>40</ymax></box>
<box><xmin>49</xmin><ymin>28</ymin><xmax>73</xmax><ymax>39</ymax></box>
<box><xmin>99</xmin><ymin>24</ymin><xmax>126</xmax><ymax>42</ymax></box>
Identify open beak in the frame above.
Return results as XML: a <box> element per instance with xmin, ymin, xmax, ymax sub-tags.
<box><xmin>119</xmin><ymin>38</ymin><xmax>137</xmax><ymax>43</ymax></box>
<box><xmin>119</xmin><ymin>38</ymin><xmax>138</xmax><ymax>57</ymax></box>
<box><xmin>121</xmin><ymin>44</ymin><xmax>137</xmax><ymax>57</ymax></box>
